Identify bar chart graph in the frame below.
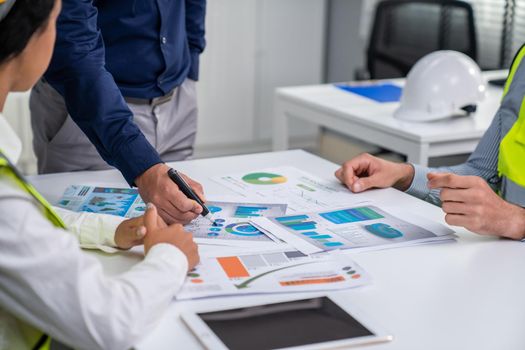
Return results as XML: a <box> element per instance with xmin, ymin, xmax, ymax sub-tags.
<box><xmin>275</xmin><ymin>215</ymin><xmax>318</xmax><ymax>231</ymax></box>
<box><xmin>320</xmin><ymin>207</ymin><xmax>383</xmax><ymax>224</ymax></box>
<box><xmin>234</xmin><ymin>206</ymin><xmax>269</xmax><ymax>218</ymax></box>
<box><xmin>274</xmin><ymin>215</ymin><xmax>345</xmax><ymax>248</ymax></box>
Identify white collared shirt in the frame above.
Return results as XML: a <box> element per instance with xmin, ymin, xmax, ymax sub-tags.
<box><xmin>0</xmin><ymin>113</ymin><xmax>188</xmax><ymax>349</ymax></box>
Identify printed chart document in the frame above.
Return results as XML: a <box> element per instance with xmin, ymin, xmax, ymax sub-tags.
<box><xmin>212</xmin><ymin>166</ymin><xmax>369</xmax><ymax>213</ymax></box>
<box><xmin>56</xmin><ymin>185</ymin><xmax>289</xmax><ymax>248</ymax></box>
<box><xmin>251</xmin><ymin>205</ymin><xmax>455</xmax><ymax>255</ymax></box>
<box><xmin>186</xmin><ymin>201</ymin><xmax>287</xmax><ymax>247</ymax></box>
<box><xmin>177</xmin><ymin>250</ymin><xmax>370</xmax><ymax>300</ymax></box>
<box><xmin>56</xmin><ymin>185</ymin><xmax>144</xmax><ymax>218</ymax></box>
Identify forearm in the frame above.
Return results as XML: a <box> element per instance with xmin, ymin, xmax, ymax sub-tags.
<box><xmin>45</xmin><ymin>0</ymin><xmax>162</xmax><ymax>184</ymax></box>
<box><xmin>53</xmin><ymin>206</ymin><xmax>122</xmax><ymax>252</ymax></box>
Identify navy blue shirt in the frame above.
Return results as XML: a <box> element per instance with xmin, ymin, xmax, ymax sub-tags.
<box><xmin>44</xmin><ymin>0</ymin><xmax>206</xmax><ymax>185</ymax></box>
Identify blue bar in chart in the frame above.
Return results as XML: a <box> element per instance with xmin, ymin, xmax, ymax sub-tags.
<box><xmin>275</xmin><ymin>215</ymin><xmax>318</xmax><ymax>231</ymax></box>
<box><xmin>320</xmin><ymin>207</ymin><xmax>383</xmax><ymax>224</ymax></box>
<box><xmin>308</xmin><ymin>234</ymin><xmax>332</xmax><ymax>239</ymax></box>
<box><xmin>301</xmin><ymin>231</ymin><xmax>320</xmax><ymax>236</ymax></box>
<box><xmin>234</xmin><ymin>206</ymin><xmax>269</xmax><ymax>218</ymax></box>
<box><xmin>324</xmin><ymin>242</ymin><xmax>344</xmax><ymax>247</ymax></box>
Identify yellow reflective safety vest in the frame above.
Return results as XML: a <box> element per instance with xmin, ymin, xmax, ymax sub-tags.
<box><xmin>498</xmin><ymin>45</ymin><xmax>525</xmax><ymax>203</ymax></box>
<box><xmin>0</xmin><ymin>150</ymin><xmax>66</xmax><ymax>350</ymax></box>
<box><xmin>499</xmin><ymin>44</ymin><xmax>525</xmax><ymax>189</ymax></box>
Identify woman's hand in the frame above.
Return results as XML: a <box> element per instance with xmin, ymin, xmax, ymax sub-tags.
<box><xmin>114</xmin><ymin>216</ymin><xmax>147</xmax><ymax>250</ymax></box>
<box><xmin>143</xmin><ymin>203</ymin><xmax>200</xmax><ymax>271</ymax></box>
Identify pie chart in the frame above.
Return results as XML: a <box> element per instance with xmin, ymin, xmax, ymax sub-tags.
<box><xmin>242</xmin><ymin>172</ymin><xmax>287</xmax><ymax>185</ymax></box>
<box><xmin>225</xmin><ymin>222</ymin><xmax>263</xmax><ymax>236</ymax></box>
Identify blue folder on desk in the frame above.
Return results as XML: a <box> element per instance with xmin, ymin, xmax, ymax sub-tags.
<box><xmin>335</xmin><ymin>83</ymin><xmax>402</xmax><ymax>103</ymax></box>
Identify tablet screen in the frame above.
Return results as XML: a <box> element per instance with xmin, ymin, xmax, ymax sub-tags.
<box><xmin>197</xmin><ymin>297</ymin><xmax>374</xmax><ymax>350</ymax></box>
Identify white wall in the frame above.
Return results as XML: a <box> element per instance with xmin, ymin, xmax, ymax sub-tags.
<box><xmin>194</xmin><ymin>0</ymin><xmax>327</xmax><ymax>157</ymax></box>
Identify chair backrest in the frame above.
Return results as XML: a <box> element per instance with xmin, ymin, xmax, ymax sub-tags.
<box><xmin>367</xmin><ymin>0</ymin><xmax>477</xmax><ymax>79</ymax></box>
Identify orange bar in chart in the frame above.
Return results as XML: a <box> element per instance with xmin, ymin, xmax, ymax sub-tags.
<box><xmin>279</xmin><ymin>275</ymin><xmax>346</xmax><ymax>286</ymax></box>
<box><xmin>217</xmin><ymin>257</ymin><xmax>250</xmax><ymax>278</ymax></box>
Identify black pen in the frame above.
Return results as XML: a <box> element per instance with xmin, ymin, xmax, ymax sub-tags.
<box><xmin>167</xmin><ymin>168</ymin><xmax>214</xmax><ymax>224</ymax></box>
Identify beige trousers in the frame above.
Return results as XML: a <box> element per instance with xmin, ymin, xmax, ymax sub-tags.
<box><xmin>29</xmin><ymin>79</ymin><xmax>198</xmax><ymax>174</ymax></box>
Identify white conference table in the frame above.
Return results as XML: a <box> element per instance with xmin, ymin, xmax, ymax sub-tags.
<box><xmin>273</xmin><ymin>71</ymin><xmax>507</xmax><ymax>166</ymax></box>
<box><xmin>30</xmin><ymin>150</ymin><xmax>525</xmax><ymax>350</ymax></box>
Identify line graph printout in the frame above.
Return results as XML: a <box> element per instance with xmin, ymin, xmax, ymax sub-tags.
<box><xmin>212</xmin><ymin>167</ymin><xmax>368</xmax><ymax>213</ymax></box>
<box><xmin>251</xmin><ymin>205</ymin><xmax>455</xmax><ymax>255</ymax></box>
<box><xmin>177</xmin><ymin>250</ymin><xmax>370</xmax><ymax>300</ymax></box>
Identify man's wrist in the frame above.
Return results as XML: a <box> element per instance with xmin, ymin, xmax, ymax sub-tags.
<box><xmin>393</xmin><ymin>163</ymin><xmax>415</xmax><ymax>191</ymax></box>
<box><xmin>135</xmin><ymin>163</ymin><xmax>166</xmax><ymax>188</ymax></box>
<box><xmin>507</xmin><ymin>204</ymin><xmax>525</xmax><ymax>240</ymax></box>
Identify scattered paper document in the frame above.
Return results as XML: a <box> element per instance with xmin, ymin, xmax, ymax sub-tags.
<box><xmin>251</xmin><ymin>205</ymin><xmax>455</xmax><ymax>255</ymax></box>
<box><xmin>212</xmin><ymin>166</ymin><xmax>369</xmax><ymax>213</ymax></box>
<box><xmin>177</xmin><ymin>250</ymin><xmax>370</xmax><ymax>300</ymax></box>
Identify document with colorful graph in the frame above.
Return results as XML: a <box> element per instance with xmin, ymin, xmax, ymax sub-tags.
<box><xmin>212</xmin><ymin>167</ymin><xmax>369</xmax><ymax>213</ymax></box>
<box><xmin>177</xmin><ymin>250</ymin><xmax>371</xmax><ymax>300</ymax></box>
<box><xmin>251</xmin><ymin>205</ymin><xmax>455</xmax><ymax>255</ymax></box>
<box><xmin>186</xmin><ymin>201</ymin><xmax>287</xmax><ymax>247</ymax></box>
<box><xmin>56</xmin><ymin>185</ymin><xmax>145</xmax><ymax>218</ymax></box>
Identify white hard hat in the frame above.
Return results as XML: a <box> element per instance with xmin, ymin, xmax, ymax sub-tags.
<box><xmin>394</xmin><ymin>50</ymin><xmax>486</xmax><ymax>122</ymax></box>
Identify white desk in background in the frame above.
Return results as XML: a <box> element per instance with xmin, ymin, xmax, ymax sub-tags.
<box><xmin>273</xmin><ymin>70</ymin><xmax>507</xmax><ymax>166</ymax></box>
<box><xmin>30</xmin><ymin>150</ymin><xmax>525</xmax><ymax>350</ymax></box>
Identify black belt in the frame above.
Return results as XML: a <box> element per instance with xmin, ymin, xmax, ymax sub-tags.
<box><xmin>124</xmin><ymin>88</ymin><xmax>176</xmax><ymax>107</ymax></box>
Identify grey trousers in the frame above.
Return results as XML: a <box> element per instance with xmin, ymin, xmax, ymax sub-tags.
<box><xmin>29</xmin><ymin>79</ymin><xmax>198</xmax><ymax>174</ymax></box>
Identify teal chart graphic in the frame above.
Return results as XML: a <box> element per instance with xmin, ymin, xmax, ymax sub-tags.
<box><xmin>208</xmin><ymin>205</ymin><xmax>223</xmax><ymax>214</ymax></box>
<box><xmin>198</xmin><ymin>218</ymin><xmax>270</xmax><ymax>241</ymax></box>
<box><xmin>225</xmin><ymin>222</ymin><xmax>264</xmax><ymax>236</ymax></box>
<box><xmin>364</xmin><ymin>223</ymin><xmax>403</xmax><ymax>239</ymax></box>
<box><xmin>320</xmin><ymin>207</ymin><xmax>383</xmax><ymax>224</ymax></box>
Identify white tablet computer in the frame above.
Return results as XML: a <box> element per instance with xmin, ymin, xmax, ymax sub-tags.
<box><xmin>181</xmin><ymin>296</ymin><xmax>393</xmax><ymax>350</ymax></box>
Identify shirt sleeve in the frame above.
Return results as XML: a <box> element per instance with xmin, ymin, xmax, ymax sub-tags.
<box><xmin>44</xmin><ymin>0</ymin><xmax>162</xmax><ymax>185</ymax></box>
<box><xmin>406</xmin><ymin>108</ymin><xmax>503</xmax><ymax>206</ymax></box>
<box><xmin>185</xmin><ymin>0</ymin><xmax>207</xmax><ymax>80</ymax></box>
<box><xmin>52</xmin><ymin>206</ymin><xmax>124</xmax><ymax>253</ymax></box>
<box><xmin>0</xmin><ymin>185</ymin><xmax>188</xmax><ymax>350</ymax></box>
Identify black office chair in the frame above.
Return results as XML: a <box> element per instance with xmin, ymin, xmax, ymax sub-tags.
<box><xmin>364</xmin><ymin>0</ymin><xmax>477</xmax><ymax>79</ymax></box>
